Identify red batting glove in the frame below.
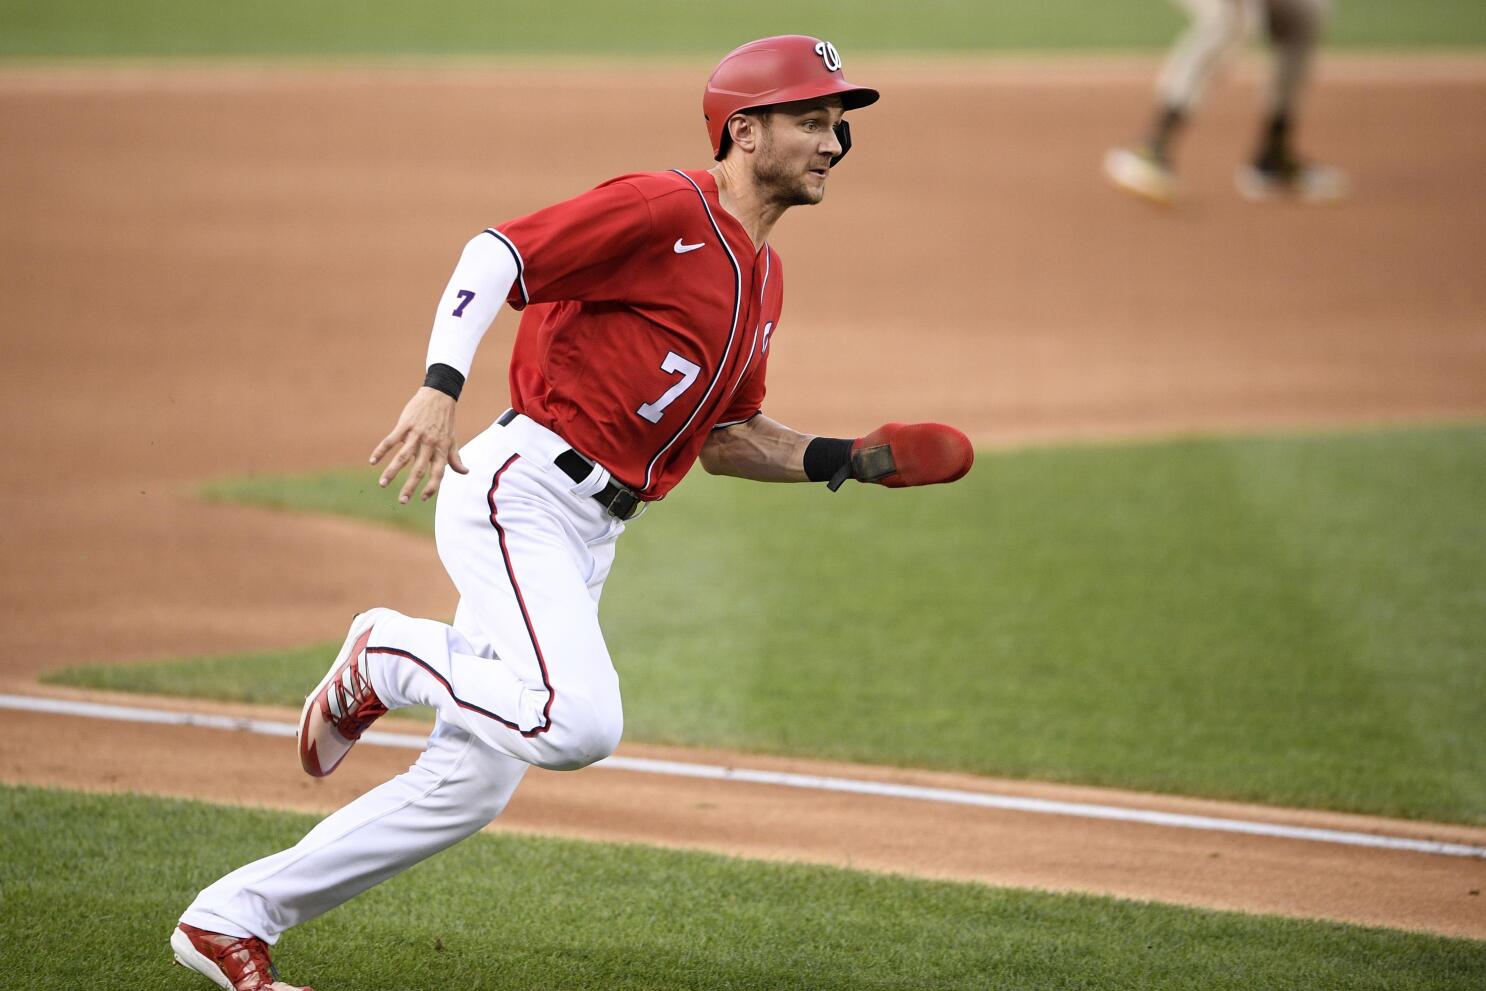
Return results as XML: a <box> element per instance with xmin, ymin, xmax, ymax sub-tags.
<box><xmin>827</xmin><ymin>422</ymin><xmax>974</xmax><ymax>490</ymax></box>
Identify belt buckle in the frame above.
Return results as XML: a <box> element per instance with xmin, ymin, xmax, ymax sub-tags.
<box><xmin>603</xmin><ymin>486</ymin><xmax>645</xmax><ymax>521</ymax></box>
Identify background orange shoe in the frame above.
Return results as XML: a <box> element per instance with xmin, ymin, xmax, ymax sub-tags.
<box><xmin>1103</xmin><ymin>145</ymin><xmax>1178</xmax><ymax>205</ymax></box>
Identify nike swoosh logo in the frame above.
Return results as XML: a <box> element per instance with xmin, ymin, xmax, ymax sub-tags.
<box><xmin>673</xmin><ymin>238</ymin><xmax>705</xmax><ymax>254</ymax></box>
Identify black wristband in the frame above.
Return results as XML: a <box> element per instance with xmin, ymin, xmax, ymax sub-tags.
<box><xmin>804</xmin><ymin>436</ymin><xmax>854</xmax><ymax>483</ymax></box>
<box><xmin>423</xmin><ymin>363</ymin><xmax>465</xmax><ymax>401</ymax></box>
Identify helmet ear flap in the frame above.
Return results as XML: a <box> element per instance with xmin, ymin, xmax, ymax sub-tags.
<box><xmin>829</xmin><ymin>119</ymin><xmax>852</xmax><ymax>167</ymax></box>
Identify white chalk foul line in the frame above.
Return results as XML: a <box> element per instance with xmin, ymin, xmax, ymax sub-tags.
<box><xmin>5</xmin><ymin>692</ymin><xmax>1484</xmax><ymax>860</ymax></box>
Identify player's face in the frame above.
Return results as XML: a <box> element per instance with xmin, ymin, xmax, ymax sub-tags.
<box><xmin>751</xmin><ymin>98</ymin><xmax>846</xmax><ymax>207</ymax></box>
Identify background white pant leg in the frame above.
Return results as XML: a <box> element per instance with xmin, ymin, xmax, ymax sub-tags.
<box><xmin>1157</xmin><ymin>0</ymin><xmax>1257</xmax><ymax>112</ymax></box>
<box><xmin>181</xmin><ymin>720</ymin><xmax>527</xmax><ymax>943</ymax></box>
<box><xmin>370</xmin><ymin>424</ymin><xmax>624</xmax><ymax>772</ymax></box>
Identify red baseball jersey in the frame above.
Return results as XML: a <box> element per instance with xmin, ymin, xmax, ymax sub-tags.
<box><xmin>490</xmin><ymin>169</ymin><xmax>784</xmax><ymax>500</ymax></box>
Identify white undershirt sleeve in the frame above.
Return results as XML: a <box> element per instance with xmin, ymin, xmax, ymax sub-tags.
<box><xmin>424</xmin><ymin>230</ymin><xmax>520</xmax><ymax>378</ymax></box>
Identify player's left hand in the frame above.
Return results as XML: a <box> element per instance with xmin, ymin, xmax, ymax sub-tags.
<box><xmin>369</xmin><ymin>386</ymin><xmax>470</xmax><ymax>504</ymax></box>
<box><xmin>829</xmin><ymin>422</ymin><xmax>974</xmax><ymax>490</ymax></box>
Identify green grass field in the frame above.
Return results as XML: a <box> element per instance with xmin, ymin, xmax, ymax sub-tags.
<box><xmin>3</xmin><ymin>785</ymin><xmax>1481</xmax><ymax>990</ymax></box>
<box><xmin>53</xmin><ymin>423</ymin><xmax>1486</xmax><ymax>824</ymax></box>
<box><xmin>1</xmin><ymin>0</ymin><xmax>1484</xmax><ymax>57</ymax></box>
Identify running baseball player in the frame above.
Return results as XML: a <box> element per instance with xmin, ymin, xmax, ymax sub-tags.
<box><xmin>170</xmin><ymin>35</ymin><xmax>973</xmax><ymax>991</ymax></box>
<box><xmin>1104</xmin><ymin>0</ymin><xmax>1347</xmax><ymax>204</ymax></box>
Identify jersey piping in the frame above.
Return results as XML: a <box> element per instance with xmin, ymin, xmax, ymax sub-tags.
<box><xmin>640</xmin><ymin>169</ymin><xmax>745</xmax><ymax>491</ymax></box>
<box><xmin>712</xmin><ymin>412</ymin><xmax>761</xmax><ymax>429</ymax></box>
<box><xmin>483</xmin><ymin>228</ymin><xmax>529</xmax><ymax>307</ymax></box>
<box><xmin>722</xmin><ymin>247</ymin><xmax>769</xmax><ymax>413</ymax></box>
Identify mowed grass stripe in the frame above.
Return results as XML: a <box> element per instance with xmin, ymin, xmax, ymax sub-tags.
<box><xmin>2</xmin><ymin>785</ymin><xmax>1482</xmax><ymax>990</ymax></box>
<box><xmin>51</xmin><ymin>422</ymin><xmax>1486</xmax><ymax>824</ymax></box>
<box><xmin>2</xmin><ymin>0</ymin><xmax>1485</xmax><ymax>57</ymax></box>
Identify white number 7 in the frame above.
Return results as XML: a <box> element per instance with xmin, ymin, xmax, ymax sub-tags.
<box><xmin>637</xmin><ymin>351</ymin><xmax>702</xmax><ymax>424</ymax></box>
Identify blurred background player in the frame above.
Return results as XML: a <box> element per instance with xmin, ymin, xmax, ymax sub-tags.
<box><xmin>1104</xmin><ymin>0</ymin><xmax>1347</xmax><ymax>204</ymax></box>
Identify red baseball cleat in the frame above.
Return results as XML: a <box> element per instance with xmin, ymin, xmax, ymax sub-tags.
<box><xmin>171</xmin><ymin>923</ymin><xmax>313</xmax><ymax>991</ymax></box>
<box><xmin>297</xmin><ymin>608</ymin><xmax>395</xmax><ymax>777</ymax></box>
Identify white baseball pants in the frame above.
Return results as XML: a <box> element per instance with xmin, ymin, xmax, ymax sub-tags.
<box><xmin>1157</xmin><ymin>0</ymin><xmax>1330</xmax><ymax>114</ymax></box>
<box><xmin>182</xmin><ymin>413</ymin><xmax>627</xmax><ymax>943</ymax></box>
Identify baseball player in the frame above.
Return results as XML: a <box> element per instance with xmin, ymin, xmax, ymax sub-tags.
<box><xmin>170</xmin><ymin>35</ymin><xmax>973</xmax><ymax>991</ymax></box>
<box><xmin>1104</xmin><ymin>0</ymin><xmax>1347</xmax><ymax>204</ymax></box>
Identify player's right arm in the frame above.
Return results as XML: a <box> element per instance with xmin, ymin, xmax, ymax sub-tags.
<box><xmin>370</xmin><ymin>230</ymin><xmax>520</xmax><ymax>504</ymax></box>
<box><xmin>373</xmin><ymin>179</ymin><xmax>651</xmax><ymax>503</ymax></box>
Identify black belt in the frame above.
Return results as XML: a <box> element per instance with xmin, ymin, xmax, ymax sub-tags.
<box><xmin>497</xmin><ymin>409</ymin><xmax>647</xmax><ymax>521</ymax></box>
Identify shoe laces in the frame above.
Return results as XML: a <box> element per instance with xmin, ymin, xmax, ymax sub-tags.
<box><xmin>199</xmin><ymin>930</ymin><xmax>280</xmax><ymax>989</ymax></box>
<box><xmin>328</xmin><ymin>654</ymin><xmax>386</xmax><ymax>740</ymax></box>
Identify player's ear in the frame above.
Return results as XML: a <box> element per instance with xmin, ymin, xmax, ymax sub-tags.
<box><xmin>727</xmin><ymin>112</ymin><xmax>761</xmax><ymax>155</ymax></box>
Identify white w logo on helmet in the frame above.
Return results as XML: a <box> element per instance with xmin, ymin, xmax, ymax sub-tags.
<box><xmin>814</xmin><ymin>40</ymin><xmax>842</xmax><ymax>72</ymax></box>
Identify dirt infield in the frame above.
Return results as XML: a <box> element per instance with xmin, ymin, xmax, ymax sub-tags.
<box><xmin>2</xmin><ymin>57</ymin><xmax>1484</xmax><ymax>938</ymax></box>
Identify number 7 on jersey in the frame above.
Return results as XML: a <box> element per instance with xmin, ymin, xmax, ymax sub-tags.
<box><xmin>637</xmin><ymin>351</ymin><xmax>702</xmax><ymax>424</ymax></box>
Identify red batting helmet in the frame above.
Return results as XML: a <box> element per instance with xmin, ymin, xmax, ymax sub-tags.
<box><xmin>704</xmin><ymin>35</ymin><xmax>880</xmax><ymax>164</ymax></box>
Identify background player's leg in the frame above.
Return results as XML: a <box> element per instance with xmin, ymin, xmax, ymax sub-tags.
<box><xmin>367</xmin><ymin>421</ymin><xmax>625</xmax><ymax>772</ymax></box>
<box><xmin>181</xmin><ymin>718</ymin><xmax>526</xmax><ymax>943</ymax></box>
<box><xmin>1239</xmin><ymin>0</ymin><xmax>1347</xmax><ymax>199</ymax></box>
<box><xmin>1105</xmin><ymin>0</ymin><xmax>1254</xmax><ymax>202</ymax></box>
<box><xmin>1254</xmin><ymin>0</ymin><xmax>1321</xmax><ymax>167</ymax></box>
<box><xmin>1152</xmin><ymin>0</ymin><xmax>1253</xmax><ymax>160</ymax></box>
